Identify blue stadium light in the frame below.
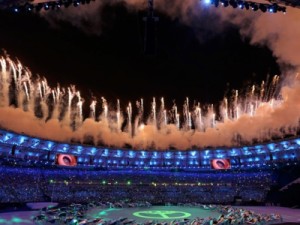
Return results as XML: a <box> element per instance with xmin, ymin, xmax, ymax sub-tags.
<box><xmin>90</xmin><ymin>148</ymin><xmax>97</xmax><ymax>155</ymax></box>
<box><xmin>204</xmin><ymin>0</ymin><xmax>211</xmax><ymax>4</ymax></box>
<box><xmin>4</xmin><ymin>135</ymin><xmax>11</xmax><ymax>141</ymax></box>
<box><xmin>14</xmin><ymin>8</ymin><xmax>19</xmax><ymax>13</ymax></box>
<box><xmin>103</xmin><ymin>149</ymin><xmax>109</xmax><ymax>156</ymax></box>
<box><xmin>244</xmin><ymin>150</ymin><xmax>252</xmax><ymax>155</ymax></box>
<box><xmin>268</xmin><ymin>3</ymin><xmax>278</xmax><ymax>13</ymax></box>
<box><xmin>295</xmin><ymin>139</ymin><xmax>300</xmax><ymax>145</ymax></box>
<box><xmin>73</xmin><ymin>0</ymin><xmax>80</xmax><ymax>7</ymax></box>
<box><xmin>251</xmin><ymin>2</ymin><xmax>258</xmax><ymax>11</ymax></box>
<box><xmin>141</xmin><ymin>151</ymin><xmax>146</xmax><ymax>158</ymax></box>
<box><xmin>115</xmin><ymin>150</ymin><xmax>122</xmax><ymax>157</ymax></box>
<box><xmin>216</xmin><ymin>154</ymin><xmax>224</xmax><ymax>158</ymax></box>
<box><xmin>267</xmin><ymin>143</ymin><xmax>275</xmax><ymax>151</ymax></box>
<box><xmin>177</xmin><ymin>152</ymin><xmax>184</xmax><ymax>159</ymax></box>
<box><xmin>255</xmin><ymin>145</ymin><xmax>262</xmax><ymax>150</ymax></box>
<box><xmin>190</xmin><ymin>151</ymin><xmax>197</xmax><ymax>158</ymax></box>
<box><xmin>47</xmin><ymin>142</ymin><xmax>53</xmax><ymax>149</ymax></box>
<box><xmin>24</xmin><ymin>3</ymin><xmax>34</xmax><ymax>12</ymax></box>
<box><xmin>128</xmin><ymin>151</ymin><xmax>135</xmax><ymax>158</ymax></box>
<box><xmin>280</xmin><ymin>141</ymin><xmax>289</xmax><ymax>150</ymax></box>
<box><xmin>243</xmin><ymin>148</ymin><xmax>251</xmax><ymax>155</ymax></box>
<box><xmin>32</xmin><ymin>139</ymin><xmax>40</xmax><ymax>147</ymax></box>
<box><xmin>43</xmin><ymin>3</ymin><xmax>50</xmax><ymax>10</ymax></box>
<box><xmin>18</xmin><ymin>136</ymin><xmax>26</xmax><ymax>144</ymax></box>
<box><xmin>229</xmin><ymin>149</ymin><xmax>238</xmax><ymax>156</ymax></box>
<box><xmin>237</xmin><ymin>0</ymin><xmax>244</xmax><ymax>9</ymax></box>
<box><xmin>78</xmin><ymin>157</ymin><xmax>83</xmax><ymax>162</ymax></box>
<box><xmin>165</xmin><ymin>152</ymin><xmax>171</xmax><ymax>159</ymax></box>
<box><xmin>76</xmin><ymin>146</ymin><xmax>83</xmax><ymax>154</ymax></box>
<box><xmin>220</xmin><ymin>0</ymin><xmax>229</xmax><ymax>7</ymax></box>
<box><xmin>56</xmin><ymin>1</ymin><xmax>62</xmax><ymax>9</ymax></box>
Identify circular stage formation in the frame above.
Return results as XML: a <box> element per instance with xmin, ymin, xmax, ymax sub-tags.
<box><xmin>87</xmin><ymin>206</ymin><xmax>220</xmax><ymax>223</ymax></box>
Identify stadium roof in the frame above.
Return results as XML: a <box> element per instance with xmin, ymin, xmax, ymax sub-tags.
<box><xmin>0</xmin><ymin>129</ymin><xmax>299</xmax><ymax>169</ymax></box>
<box><xmin>1</xmin><ymin>128</ymin><xmax>300</xmax><ymax>156</ymax></box>
<box><xmin>1</xmin><ymin>0</ymin><xmax>299</xmax><ymax>9</ymax></box>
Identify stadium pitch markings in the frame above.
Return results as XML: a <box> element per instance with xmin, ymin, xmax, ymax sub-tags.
<box><xmin>133</xmin><ymin>210</ymin><xmax>191</xmax><ymax>219</ymax></box>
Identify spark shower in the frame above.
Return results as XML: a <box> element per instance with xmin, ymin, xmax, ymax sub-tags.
<box><xmin>1</xmin><ymin>54</ymin><xmax>300</xmax><ymax>150</ymax></box>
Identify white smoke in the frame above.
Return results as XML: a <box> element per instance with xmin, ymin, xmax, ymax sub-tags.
<box><xmin>218</xmin><ymin>6</ymin><xmax>300</xmax><ymax>68</ymax></box>
<box><xmin>33</xmin><ymin>0</ymin><xmax>300</xmax><ymax>67</ymax></box>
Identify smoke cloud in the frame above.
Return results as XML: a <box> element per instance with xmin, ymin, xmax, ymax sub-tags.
<box><xmin>33</xmin><ymin>0</ymin><xmax>300</xmax><ymax>67</ymax></box>
<box><xmin>1</xmin><ymin>1</ymin><xmax>300</xmax><ymax>150</ymax></box>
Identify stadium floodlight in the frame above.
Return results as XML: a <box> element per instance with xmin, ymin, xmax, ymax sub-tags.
<box><xmin>220</xmin><ymin>0</ymin><xmax>229</xmax><ymax>7</ymax></box>
<box><xmin>237</xmin><ymin>0</ymin><xmax>245</xmax><ymax>8</ymax></box>
<box><xmin>24</xmin><ymin>3</ymin><xmax>34</xmax><ymax>12</ymax></box>
<box><xmin>6</xmin><ymin>0</ymin><xmax>96</xmax><ymax>13</ymax></box>
<box><xmin>251</xmin><ymin>2</ymin><xmax>259</xmax><ymax>11</ymax></box>
<box><xmin>73</xmin><ymin>0</ymin><xmax>80</xmax><ymax>7</ymax></box>
<box><xmin>268</xmin><ymin>3</ymin><xmax>278</xmax><ymax>12</ymax></box>
<box><xmin>12</xmin><ymin>6</ymin><xmax>19</xmax><ymax>13</ymax></box>
<box><xmin>53</xmin><ymin>1</ymin><xmax>62</xmax><ymax>9</ymax></box>
<box><xmin>43</xmin><ymin>3</ymin><xmax>50</xmax><ymax>10</ymax></box>
<box><xmin>199</xmin><ymin>0</ymin><xmax>286</xmax><ymax>13</ymax></box>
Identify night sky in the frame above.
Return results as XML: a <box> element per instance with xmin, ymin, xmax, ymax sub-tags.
<box><xmin>0</xmin><ymin>1</ymin><xmax>281</xmax><ymax>116</ymax></box>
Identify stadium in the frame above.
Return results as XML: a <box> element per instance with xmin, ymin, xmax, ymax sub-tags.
<box><xmin>1</xmin><ymin>0</ymin><xmax>300</xmax><ymax>225</ymax></box>
<box><xmin>1</xmin><ymin>56</ymin><xmax>300</xmax><ymax>224</ymax></box>
<box><xmin>1</xmin><ymin>123</ymin><xmax>300</xmax><ymax>225</ymax></box>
